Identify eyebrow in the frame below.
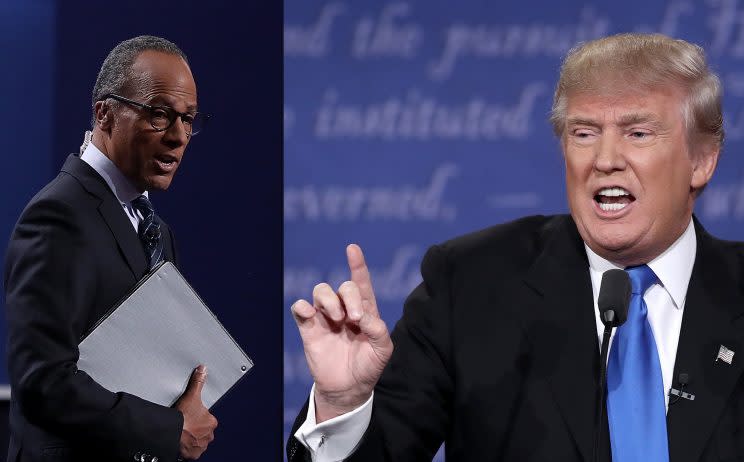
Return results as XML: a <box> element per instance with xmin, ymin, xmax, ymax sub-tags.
<box><xmin>148</xmin><ymin>97</ymin><xmax>198</xmax><ymax>112</ymax></box>
<box><xmin>615</xmin><ymin>112</ymin><xmax>663</xmax><ymax>128</ymax></box>
<box><xmin>566</xmin><ymin>116</ymin><xmax>601</xmax><ymax>128</ymax></box>
<box><xmin>566</xmin><ymin>112</ymin><xmax>664</xmax><ymax>129</ymax></box>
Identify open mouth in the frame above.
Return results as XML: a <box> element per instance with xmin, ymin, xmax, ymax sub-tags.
<box><xmin>594</xmin><ymin>187</ymin><xmax>635</xmax><ymax>212</ymax></box>
<box><xmin>154</xmin><ymin>153</ymin><xmax>179</xmax><ymax>172</ymax></box>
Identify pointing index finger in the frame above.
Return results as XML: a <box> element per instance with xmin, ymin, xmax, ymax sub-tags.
<box><xmin>346</xmin><ymin>244</ymin><xmax>379</xmax><ymax>316</ymax></box>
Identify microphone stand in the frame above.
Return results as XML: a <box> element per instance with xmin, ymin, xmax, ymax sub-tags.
<box><xmin>594</xmin><ymin>269</ymin><xmax>630</xmax><ymax>462</ymax></box>
<box><xmin>594</xmin><ymin>316</ymin><xmax>614</xmax><ymax>462</ymax></box>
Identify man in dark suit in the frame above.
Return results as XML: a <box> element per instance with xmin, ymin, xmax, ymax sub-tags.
<box><xmin>288</xmin><ymin>33</ymin><xmax>738</xmax><ymax>461</ymax></box>
<box><xmin>4</xmin><ymin>36</ymin><xmax>217</xmax><ymax>462</ymax></box>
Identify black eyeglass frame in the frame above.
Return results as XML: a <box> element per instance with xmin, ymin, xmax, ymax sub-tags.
<box><xmin>100</xmin><ymin>93</ymin><xmax>209</xmax><ymax>136</ymax></box>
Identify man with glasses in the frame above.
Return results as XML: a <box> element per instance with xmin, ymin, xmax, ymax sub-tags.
<box><xmin>4</xmin><ymin>36</ymin><xmax>215</xmax><ymax>462</ymax></box>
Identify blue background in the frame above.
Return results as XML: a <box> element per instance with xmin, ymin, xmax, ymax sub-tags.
<box><xmin>284</xmin><ymin>1</ymin><xmax>744</xmax><ymax>459</ymax></box>
<box><xmin>1</xmin><ymin>0</ymin><xmax>282</xmax><ymax>460</ymax></box>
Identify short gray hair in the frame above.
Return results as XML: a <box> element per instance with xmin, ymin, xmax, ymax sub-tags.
<box><xmin>91</xmin><ymin>35</ymin><xmax>188</xmax><ymax>126</ymax></box>
<box><xmin>550</xmin><ymin>33</ymin><xmax>723</xmax><ymax>148</ymax></box>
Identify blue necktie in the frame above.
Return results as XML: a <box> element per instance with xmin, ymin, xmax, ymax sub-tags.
<box><xmin>607</xmin><ymin>265</ymin><xmax>668</xmax><ymax>461</ymax></box>
<box><xmin>131</xmin><ymin>195</ymin><xmax>164</xmax><ymax>270</ymax></box>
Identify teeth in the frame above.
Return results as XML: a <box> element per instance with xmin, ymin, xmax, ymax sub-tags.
<box><xmin>599</xmin><ymin>202</ymin><xmax>628</xmax><ymax>211</ymax></box>
<box><xmin>598</xmin><ymin>187</ymin><xmax>630</xmax><ymax>197</ymax></box>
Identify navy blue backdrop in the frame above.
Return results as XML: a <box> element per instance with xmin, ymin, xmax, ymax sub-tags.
<box><xmin>2</xmin><ymin>1</ymin><xmax>282</xmax><ymax>460</ymax></box>
<box><xmin>284</xmin><ymin>1</ymin><xmax>744</xmax><ymax>459</ymax></box>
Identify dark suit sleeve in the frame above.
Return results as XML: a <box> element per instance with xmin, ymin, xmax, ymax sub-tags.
<box><xmin>4</xmin><ymin>197</ymin><xmax>183</xmax><ymax>461</ymax></box>
<box><xmin>288</xmin><ymin>244</ymin><xmax>455</xmax><ymax>461</ymax></box>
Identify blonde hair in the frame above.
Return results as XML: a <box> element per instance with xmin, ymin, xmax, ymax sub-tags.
<box><xmin>550</xmin><ymin>33</ymin><xmax>723</xmax><ymax>146</ymax></box>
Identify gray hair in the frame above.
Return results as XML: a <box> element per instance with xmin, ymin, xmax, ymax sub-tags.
<box><xmin>91</xmin><ymin>35</ymin><xmax>188</xmax><ymax>126</ymax></box>
<box><xmin>550</xmin><ymin>33</ymin><xmax>724</xmax><ymax>148</ymax></box>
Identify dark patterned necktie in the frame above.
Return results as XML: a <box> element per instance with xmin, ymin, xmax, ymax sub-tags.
<box><xmin>131</xmin><ymin>195</ymin><xmax>164</xmax><ymax>270</ymax></box>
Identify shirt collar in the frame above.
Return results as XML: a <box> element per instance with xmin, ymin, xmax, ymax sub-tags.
<box><xmin>80</xmin><ymin>141</ymin><xmax>148</xmax><ymax>204</ymax></box>
<box><xmin>584</xmin><ymin>219</ymin><xmax>696</xmax><ymax>309</ymax></box>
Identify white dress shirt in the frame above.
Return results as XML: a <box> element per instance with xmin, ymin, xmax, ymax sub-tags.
<box><xmin>294</xmin><ymin>384</ymin><xmax>374</xmax><ymax>461</ymax></box>
<box><xmin>80</xmin><ymin>141</ymin><xmax>148</xmax><ymax>231</ymax></box>
<box><xmin>587</xmin><ymin>219</ymin><xmax>695</xmax><ymax>411</ymax></box>
<box><xmin>295</xmin><ymin>219</ymin><xmax>697</xmax><ymax>461</ymax></box>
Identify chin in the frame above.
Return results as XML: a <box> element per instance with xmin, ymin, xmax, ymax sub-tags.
<box><xmin>152</xmin><ymin>182</ymin><xmax>173</xmax><ymax>191</ymax></box>
<box><xmin>592</xmin><ymin>223</ymin><xmax>636</xmax><ymax>245</ymax></box>
<box><xmin>145</xmin><ymin>176</ymin><xmax>174</xmax><ymax>191</ymax></box>
<box><xmin>589</xmin><ymin>230</ymin><xmax>655</xmax><ymax>265</ymax></box>
<box><xmin>580</xmin><ymin>219</ymin><xmax>638</xmax><ymax>252</ymax></box>
<box><xmin>592</xmin><ymin>237</ymin><xmax>633</xmax><ymax>254</ymax></box>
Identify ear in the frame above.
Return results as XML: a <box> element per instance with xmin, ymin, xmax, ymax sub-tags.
<box><xmin>94</xmin><ymin>100</ymin><xmax>113</xmax><ymax>131</ymax></box>
<box><xmin>690</xmin><ymin>138</ymin><xmax>720</xmax><ymax>190</ymax></box>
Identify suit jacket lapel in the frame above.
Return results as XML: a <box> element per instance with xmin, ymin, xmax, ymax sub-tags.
<box><xmin>522</xmin><ymin>216</ymin><xmax>600</xmax><ymax>462</ymax></box>
<box><xmin>667</xmin><ymin>221</ymin><xmax>744</xmax><ymax>462</ymax></box>
<box><xmin>60</xmin><ymin>154</ymin><xmax>149</xmax><ymax>279</ymax></box>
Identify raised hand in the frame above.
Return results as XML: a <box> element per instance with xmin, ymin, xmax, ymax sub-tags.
<box><xmin>292</xmin><ymin>244</ymin><xmax>393</xmax><ymax>422</ymax></box>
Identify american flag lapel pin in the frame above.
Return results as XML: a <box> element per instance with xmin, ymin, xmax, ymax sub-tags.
<box><xmin>716</xmin><ymin>345</ymin><xmax>735</xmax><ymax>365</ymax></box>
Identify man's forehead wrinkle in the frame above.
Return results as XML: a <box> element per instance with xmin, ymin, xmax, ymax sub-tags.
<box><xmin>142</xmin><ymin>83</ymin><xmax>197</xmax><ymax>99</ymax></box>
<box><xmin>139</xmin><ymin>78</ymin><xmax>198</xmax><ymax>109</ymax></box>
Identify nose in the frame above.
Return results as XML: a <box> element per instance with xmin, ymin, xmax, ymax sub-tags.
<box><xmin>593</xmin><ymin>132</ymin><xmax>626</xmax><ymax>174</ymax></box>
<box><xmin>162</xmin><ymin>116</ymin><xmax>190</xmax><ymax>147</ymax></box>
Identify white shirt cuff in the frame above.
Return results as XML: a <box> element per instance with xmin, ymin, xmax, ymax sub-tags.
<box><xmin>293</xmin><ymin>383</ymin><xmax>374</xmax><ymax>462</ymax></box>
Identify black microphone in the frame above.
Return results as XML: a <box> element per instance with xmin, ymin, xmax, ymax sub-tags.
<box><xmin>594</xmin><ymin>269</ymin><xmax>631</xmax><ymax>462</ymax></box>
<box><xmin>669</xmin><ymin>373</ymin><xmax>695</xmax><ymax>404</ymax></box>
<box><xmin>597</xmin><ymin>269</ymin><xmax>631</xmax><ymax>327</ymax></box>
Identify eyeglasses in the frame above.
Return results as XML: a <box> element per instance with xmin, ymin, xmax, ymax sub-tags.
<box><xmin>101</xmin><ymin>93</ymin><xmax>209</xmax><ymax>136</ymax></box>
